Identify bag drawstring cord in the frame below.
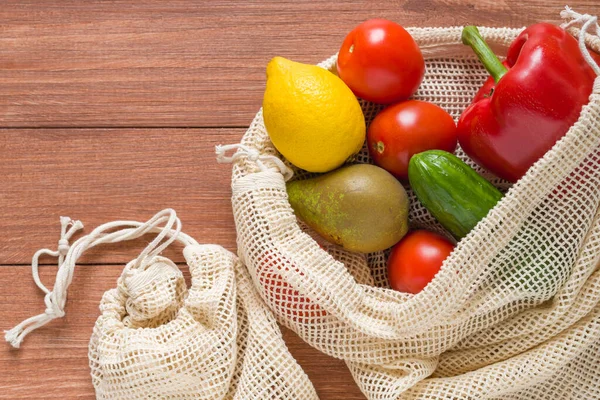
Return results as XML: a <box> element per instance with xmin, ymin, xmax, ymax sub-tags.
<box><xmin>5</xmin><ymin>208</ymin><xmax>195</xmax><ymax>349</ymax></box>
<box><xmin>216</xmin><ymin>143</ymin><xmax>294</xmax><ymax>181</ymax></box>
<box><xmin>561</xmin><ymin>6</ymin><xmax>600</xmax><ymax>76</ymax></box>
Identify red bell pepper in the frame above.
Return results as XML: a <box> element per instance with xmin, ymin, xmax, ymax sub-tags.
<box><xmin>457</xmin><ymin>23</ymin><xmax>599</xmax><ymax>182</ymax></box>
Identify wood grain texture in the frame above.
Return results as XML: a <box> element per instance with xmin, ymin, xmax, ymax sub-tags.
<box><xmin>0</xmin><ymin>129</ymin><xmax>239</xmax><ymax>265</ymax></box>
<box><xmin>1</xmin><ymin>0</ymin><xmax>596</xmax><ymax>127</ymax></box>
<box><xmin>2</xmin><ymin>1</ymin><xmax>598</xmax><ymax>399</ymax></box>
<box><xmin>0</xmin><ymin>265</ymin><xmax>365</xmax><ymax>399</ymax></box>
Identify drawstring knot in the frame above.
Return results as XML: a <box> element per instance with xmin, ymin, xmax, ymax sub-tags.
<box><xmin>44</xmin><ymin>292</ymin><xmax>65</xmax><ymax>318</ymax></box>
<box><xmin>57</xmin><ymin>239</ymin><xmax>70</xmax><ymax>255</ymax></box>
<box><xmin>246</xmin><ymin>148</ymin><xmax>261</xmax><ymax>162</ymax></box>
<box><xmin>216</xmin><ymin>143</ymin><xmax>294</xmax><ymax>181</ymax></box>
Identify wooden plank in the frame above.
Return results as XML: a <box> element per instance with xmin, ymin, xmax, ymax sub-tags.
<box><xmin>0</xmin><ymin>129</ymin><xmax>240</xmax><ymax>265</ymax></box>
<box><xmin>0</xmin><ymin>264</ymin><xmax>365</xmax><ymax>399</ymax></box>
<box><xmin>1</xmin><ymin>0</ymin><xmax>595</xmax><ymax>127</ymax></box>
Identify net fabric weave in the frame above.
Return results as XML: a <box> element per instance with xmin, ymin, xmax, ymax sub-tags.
<box><xmin>89</xmin><ymin>244</ymin><xmax>319</xmax><ymax>400</ymax></box>
<box><xmin>229</xmin><ymin>26</ymin><xmax>600</xmax><ymax>399</ymax></box>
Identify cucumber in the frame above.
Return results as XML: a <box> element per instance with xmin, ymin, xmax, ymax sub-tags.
<box><xmin>408</xmin><ymin>150</ymin><xmax>503</xmax><ymax>240</ymax></box>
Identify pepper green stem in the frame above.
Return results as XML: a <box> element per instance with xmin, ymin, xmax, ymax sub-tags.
<box><xmin>462</xmin><ymin>26</ymin><xmax>508</xmax><ymax>84</ymax></box>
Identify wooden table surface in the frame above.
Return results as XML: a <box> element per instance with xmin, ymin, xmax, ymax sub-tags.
<box><xmin>1</xmin><ymin>1</ymin><xmax>597</xmax><ymax>399</ymax></box>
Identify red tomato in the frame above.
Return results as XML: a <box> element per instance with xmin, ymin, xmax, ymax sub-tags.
<box><xmin>387</xmin><ymin>230</ymin><xmax>455</xmax><ymax>294</ymax></box>
<box><xmin>368</xmin><ymin>100</ymin><xmax>457</xmax><ymax>180</ymax></box>
<box><xmin>337</xmin><ymin>19</ymin><xmax>425</xmax><ymax>104</ymax></box>
<box><xmin>257</xmin><ymin>250</ymin><xmax>326</xmax><ymax>322</ymax></box>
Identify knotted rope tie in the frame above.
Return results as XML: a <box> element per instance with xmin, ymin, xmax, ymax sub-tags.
<box><xmin>561</xmin><ymin>6</ymin><xmax>600</xmax><ymax>76</ymax></box>
<box><xmin>216</xmin><ymin>143</ymin><xmax>294</xmax><ymax>181</ymax></box>
<box><xmin>5</xmin><ymin>209</ymin><xmax>194</xmax><ymax>349</ymax></box>
<box><xmin>5</xmin><ymin>217</ymin><xmax>84</xmax><ymax>348</ymax></box>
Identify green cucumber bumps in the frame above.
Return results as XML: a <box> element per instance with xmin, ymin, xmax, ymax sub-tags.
<box><xmin>408</xmin><ymin>150</ymin><xmax>503</xmax><ymax>239</ymax></box>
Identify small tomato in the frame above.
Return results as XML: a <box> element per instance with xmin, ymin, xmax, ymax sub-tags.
<box><xmin>337</xmin><ymin>19</ymin><xmax>425</xmax><ymax>104</ymax></box>
<box><xmin>368</xmin><ymin>100</ymin><xmax>457</xmax><ymax>180</ymax></box>
<box><xmin>387</xmin><ymin>230</ymin><xmax>455</xmax><ymax>294</ymax></box>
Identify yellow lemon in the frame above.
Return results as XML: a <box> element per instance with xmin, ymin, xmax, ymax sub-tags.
<box><xmin>263</xmin><ymin>57</ymin><xmax>366</xmax><ymax>173</ymax></box>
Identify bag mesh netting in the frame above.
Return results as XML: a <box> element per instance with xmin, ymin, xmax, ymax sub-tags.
<box><xmin>6</xmin><ymin>210</ymin><xmax>319</xmax><ymax>400</ymax></box>
<box><xmin>225</xmin><ymin>16</ymin><xmax>600</xmax><ymax>400</ymax></box>
<box><xmin>90</xmin><ymin>244</ymin><xmax>319</xmax><ymax>399</ymax></box>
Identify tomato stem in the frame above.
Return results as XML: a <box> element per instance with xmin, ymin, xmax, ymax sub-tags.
<box><xmin>461</xmin><ymin>26</ymin><xmax>508</xmax><ymax>84</ymax></box>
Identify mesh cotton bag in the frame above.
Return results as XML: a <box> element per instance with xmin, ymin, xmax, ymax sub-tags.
<box><xmin>218</xmin><ymin>9</ymin><xmax>600</xmax><ymax>400</ymax></box>
<box><xmin>5</xmin><ymin>209</ymin><xmax>319</xmax><ymax>400</ymax></box>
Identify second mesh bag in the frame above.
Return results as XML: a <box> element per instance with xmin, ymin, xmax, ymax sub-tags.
<box><xmin>6</xmin><ymin>209</ymin><xmax>319</xmax><ymax>400</ymax></box>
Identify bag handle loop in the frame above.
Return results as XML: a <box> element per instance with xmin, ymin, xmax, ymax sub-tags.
<box><xmin>5</xmin><ymin>208</ymin><xmax>196</xmax><ymax>348</ymax></box>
